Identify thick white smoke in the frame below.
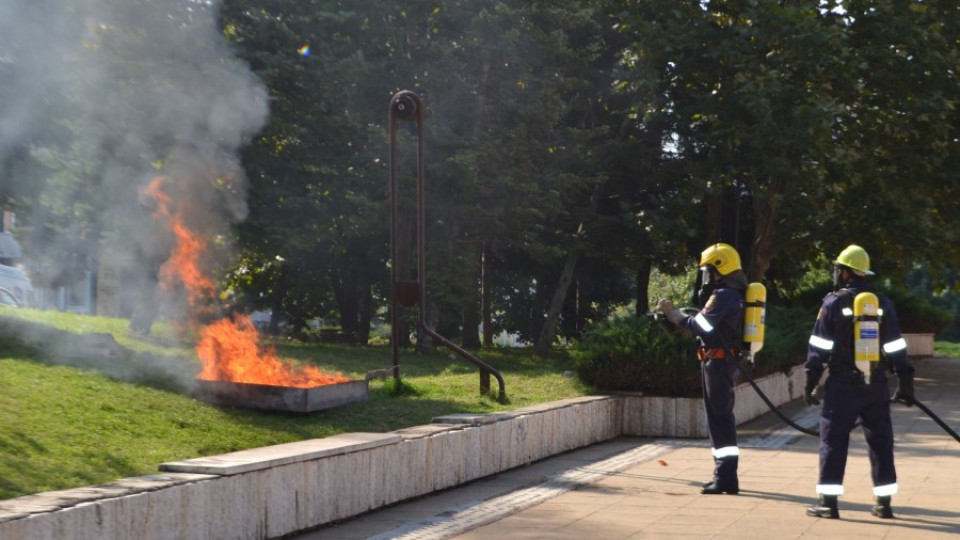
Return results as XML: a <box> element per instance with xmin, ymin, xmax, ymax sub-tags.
<box><xmin>0</xmin><ymin>0</ymin><xmax>269</xmax><ymax>384</ymax></box>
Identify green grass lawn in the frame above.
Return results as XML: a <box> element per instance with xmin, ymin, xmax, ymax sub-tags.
<box><xmin>933</xmin><ymin>340</ymin><xmax>960</xmax><ymax>358</ymax></box>
<box><xmin>0</xmin><ymin>308</ymin><xmax>590</xmax><ymax>500</ymax></box>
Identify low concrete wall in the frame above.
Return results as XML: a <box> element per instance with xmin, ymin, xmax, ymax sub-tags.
<box><xmin>621</xmin><ymin>365</ymin><xmax>805</xmax><ymax>438</ymax></box>
<box><xmin>903</xmin><ymin>333</ymin><xmax>935</xmax><ymax>357</ymax></box>
<box><xmin>0</xmin><ymin>370</ymin><xmax>803</xmax><ymax>540</ymax></box>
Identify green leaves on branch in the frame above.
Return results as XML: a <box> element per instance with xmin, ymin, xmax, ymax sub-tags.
<box><xmin>571</xmin><ymin>315</ymin><xmax>700</xmax><ymax>397</ymax></box>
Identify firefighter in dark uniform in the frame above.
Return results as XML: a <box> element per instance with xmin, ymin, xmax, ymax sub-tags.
<box><xmin>803</xmin><ymin>245</ymin><xmax>915</xmax><ymax>519</ymax></box>
<box><xmin>658</xmin><ymin>243</ymin><xmax>748</xmax><ymax>495</ymax></box>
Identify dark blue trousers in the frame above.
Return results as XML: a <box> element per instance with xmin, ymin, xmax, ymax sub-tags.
<box><xmin>817</xmin><ymin>374</ymin><xmax>897</xmax><ymax>494</ymax></box>
<box><xmin>702</xmin><ymin>357</ymin><xmax>740</xmax><ymax>483</ymax></box>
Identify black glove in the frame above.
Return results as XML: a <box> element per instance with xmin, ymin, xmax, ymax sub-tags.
<box><xmin>803</xmin><ymin>373</ymin><xmax>820</xmax><ymax>407</ymax></box>
<box><xmin>892</xmin><ymin>374</ymin><xmax>914</xmax><ymax>407</ymax></box>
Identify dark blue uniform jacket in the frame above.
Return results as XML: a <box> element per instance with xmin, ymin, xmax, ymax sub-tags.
<box><xmin>804</xmin><ymin>282</ymin><xmax>914</xmax><ymax>384</ymax></box>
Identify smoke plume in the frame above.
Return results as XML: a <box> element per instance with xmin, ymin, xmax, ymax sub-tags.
<box><xmin>0</xmin><ymin>0</ymin><xmax>269</xmax><ymax>384</ymax></box>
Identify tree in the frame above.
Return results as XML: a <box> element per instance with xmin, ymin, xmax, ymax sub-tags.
<box><xmin>610</xmin><ymin>0</ymin><xmax>960</xmax><ymax>296</ymax></box>
<box><xmin>221</xmin><ymin>1</ymin><xmax>395</xmax><ymax>341</ymax></box>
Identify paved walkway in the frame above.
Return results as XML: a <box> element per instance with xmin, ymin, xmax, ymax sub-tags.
<box><xmin>293</xmin><ymin>357</ymin><xmax>960</xmax><ymax>540</ymax></box>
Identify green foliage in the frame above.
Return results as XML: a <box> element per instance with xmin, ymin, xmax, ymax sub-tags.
<box><xmin>934</xmin><ymin>341</ymin><xmax>960</xmax><ymax>358</ymax></box>
<box><xmin>880</xmin><ymin>288</ymin><xmax>953</xmax><ymax>336</ymax></box>
<box><xmin>784</xmin><ymin>279</ymin><xmax>956</xmax><ymax>338</ymax></box>
<box><xmin>614</xmin><ymin>1</ymin><xmax>960</xmax><ymax>288</ymax></box>
<box><xmin>931</xmin><ymin>295</ymin><xmax>960</xmax><ymax>341</ymax></box>
<box><xmin>647</xmin><ymin>267</ymin><xmax>697</xmax><ymax>311</ymax></box>
<box><xmin>754</xmin><ymin>303</ymin><xmax>812</xmax><ymax>375</ymax></box>
<box><xmin>571</xmin><ymin>315</ymin><xmax>701</xmax><ymax>397</ymax></box>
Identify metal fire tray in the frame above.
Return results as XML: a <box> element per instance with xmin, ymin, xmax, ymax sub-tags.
<box><xmin>194</xmin><ymin>379</ymin><xmax>369</xmax><ymax>413</ymax></box>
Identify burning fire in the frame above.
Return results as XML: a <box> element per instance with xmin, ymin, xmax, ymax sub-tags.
<box><xmin>196</xmin><ymin>315</ymin><xmax>350</xmax><ymax>387</ymax></box>
<box><xmin>146</xmin><ymin>176</ymin><xmax>350</xmax><ymax>388</ymax></box>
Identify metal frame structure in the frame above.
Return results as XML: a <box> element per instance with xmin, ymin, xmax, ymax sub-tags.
<box><xmin>388</xmin><ymin>90</ymin><xmax>506</xmax><ymax>403</ymax></box>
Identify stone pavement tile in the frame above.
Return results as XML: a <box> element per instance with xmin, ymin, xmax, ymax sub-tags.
<box><xmin>802</xmin><ymin>517</ymin><xmax>897</xmax><ymax>538</ymax></box>
<box><xmin>716</xmin><ymin>513</ymin><xmax>818</xmax><ymax>539</ymax></box>
<box><xmin>511</xmin><ymin>512</ymin><xmax>644</xmax><ymax>540</ymax></box>
<box><xmin>551</xmin><ymin>484</ymin><xmax>632</xmax><ymax>506</ymax></box>
<box><xmin>685</xmin><ymin>493</ymin><xmax>768</xmax><ymax>511</ymax></box>
<box><xmin>638</xmin><ymin>523</ymin><xmax>733</xmax><ymax>537</ymax></box>
<box><xmin>615</xmin><ymin>485</ymin><xmax>698</xmax><ymax>507</ymax></box>
<box><xmin>883</xmin><ymin>520</ymin><xmax>960</xmax><ymax>540</ymax></box>
<box><xmin>625</xmin><ymin>534</ymin><xmax>708</xmax><ymax>540</ymax></box>
<box><xmin>457</xmin><ymin>512</ymin><xmax>650</xmax><ymax>540</ymax></box>
<box><xmin>448</xmin><ymin>523</ymin><xmax>548</xmax><ymax>540</ymax></box>
<box><xmin>481</xmin><ymin>500</ymin><xmax>606</xmax><ymax>529</ymax></box>
<box><xmin>648</xmin><ymin>506</ymin><xmax>740</xmax><ymax>526</ymax></box>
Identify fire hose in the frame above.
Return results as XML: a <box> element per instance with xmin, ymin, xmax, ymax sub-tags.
<box><xmin>911</xmin><ymin>397</ymin><xmax>960</xmax><ymax>443</ymax></box>
<box><xmin>651</xmin><ymin>310</ymin><xmax>960</xmax><ymax>443</ymax></box>
<box><xmin>737</xmin><ymin>357</ymin><xmax>960</xmax><ymax>444</ymax></box>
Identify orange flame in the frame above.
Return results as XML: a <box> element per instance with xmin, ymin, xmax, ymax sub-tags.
<box><xmin>146</xmin><ymin>176</ymin><xmax>350</xmax><ymax>388</ymax></box>
<box><xmin>197</xmin><ymin>315</ymin><xmax>349</xmax><ymax>387</ymax></box>
<box><xmin>146</xmin><ymin>177</ymin><xmax>216</xmax><ymax>307</ymax></box>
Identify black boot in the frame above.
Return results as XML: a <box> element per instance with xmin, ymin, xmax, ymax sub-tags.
<box><xmin>871</xmin><ymin>496</ymin><xmax>894</xmax><ymax>519</ymax></box>
<box><xmin>806</xmin><ymin>495</ymin><xmax>839</xmax><ymax>519</ymax></box>
<box><xmin>702</xmin><ymin>456</ymin><xmax>738</xmax><ymax>494</ymax></box>
<box><xmin>701</xmin><ymin>479</ymin><xmax>739</xmax><ymax>494</ymax></box>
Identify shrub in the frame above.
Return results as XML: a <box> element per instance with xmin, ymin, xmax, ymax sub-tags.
<box><xmin>572</xmin><ymin>303</ymin><xmax>816</xmax><ymax>398</ymax></box>
<box><xmin>753</xmin><ymin>303</ymin><xmax>811</xmax><ymax>375</ymax></box>
<box><xmin>571</xmin><ymin>315</ymin><xmax>702</xmax><ymax>397</ymax></box>
<box><xmin>880</xmin><ymin>288</ymin><xmax>953</xmax><ymax>336</ymax></box>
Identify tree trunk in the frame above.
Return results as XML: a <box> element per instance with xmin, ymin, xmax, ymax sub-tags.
<box><xmin>635</xmin><ymin>258</ymin><xmax>652</xmax><ymax>315</ymax></box>
<box><xmin>704</xmin><ymin>193</ymin><xmax>723</xmax><ymax>246</ymax></box>
<box><xmin>268</xmin><ymin>293</ymin><xmax>284</xmax><ymax>336</ymax></box>
<box><xmin>748</xmin><ymin>187</ymin><xmax>783</xmax><ymax>282</ymax></box>
<box><xmin>331</xmin><ymin>262</ymin><xmax>359</xmax><ymax>338</ymax></box>
<box><xmin>534</xmin><ymin>251</ymin><xmax>580</xmax><ymax>356</ymax></box>
<box><xmin>481</xmin><ymin>242</ymin><xmax>493</xmax><ymax>347</ymax></box>
<box><xmin>574</xmin><ymin>279</ymin><xmax>585</xmax><ymax>336</ymax></box>
<box><xmin>356</xmin><ymin>265</ymin><xmax>374</xmax><ymax>345</ymax></box>
<box><xmin>462</xmin><ymin>302</ymin><xmax>481</xmax><ymax>349</ymax></box>
<box><xmin>461</xmin><ymin>241</ymin><xmax>482</xmax><ymax>349</ymax></box>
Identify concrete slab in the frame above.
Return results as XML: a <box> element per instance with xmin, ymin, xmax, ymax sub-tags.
<box><xmin>159</xmin><ymin>432</ymin><xmax>399</xmax><ymax>475</ymax></box>
<box><xmin>194</xmin><ymin>379</ymin><xmax>369</xmax><ymax>413</ymax></box>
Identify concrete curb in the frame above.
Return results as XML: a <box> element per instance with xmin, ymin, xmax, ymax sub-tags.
<box><xmin>0</xmin><ymin>370</ymin><xmax>803</xmax><ymax>540</ymax></box>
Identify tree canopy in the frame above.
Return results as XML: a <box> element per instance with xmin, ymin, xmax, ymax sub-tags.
<box><xmin>1</xmin><ymin>0</ymin><xmax>958</xmax><ymax>349</ymax></box>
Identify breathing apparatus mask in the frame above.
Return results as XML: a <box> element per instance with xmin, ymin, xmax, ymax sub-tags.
<box><xmin>833</xmin><ymin>265</ymin><xmax>858</xmax><ymax>292</ymax></box>
<box><xmin>696</xmin><ymin>266</ymin><xmax>720</xmax><ymax>308</ymax></box>
<box><xmin>832</xmin><ymin>266</ymin><xmax>844</xmax><ymax>292</ymax></box>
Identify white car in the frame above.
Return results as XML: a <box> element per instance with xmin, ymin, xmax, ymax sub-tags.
<box><xmin>0</xmin><ymin>286</ymin><xmax>22</xmax><ymax>307</ymax></box>
<box><xmin>0</xmin><ymin>264</ymin><xmax>32</xmax><ymax>307</ymax></box>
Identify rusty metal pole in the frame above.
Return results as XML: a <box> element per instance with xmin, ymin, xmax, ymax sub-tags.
<box><xmin>389</xmin><ymin>91</ymin><xmax>422</xmax><ymax>384</ymax></box>
<box><xmin>388</xmin><ymin>90</ymin><xmax>507</xmax><ymax>402</ymax></box>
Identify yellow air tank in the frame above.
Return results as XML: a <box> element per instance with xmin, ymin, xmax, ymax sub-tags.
<box><xmin>743</xmin><ymin>282</ymin><xmax>766</xmax><ymax>362</ymax></box>
<box><xmin>853</xmin><ymin>292</ymin><xmax>880</xmax><ymax>380</ymax></box>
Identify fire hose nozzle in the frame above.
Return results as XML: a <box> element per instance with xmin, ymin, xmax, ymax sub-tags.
<box><xmin>391</xmin><ymin>91</ymin><xmax>420</xmax><ymax>121</ymax></box>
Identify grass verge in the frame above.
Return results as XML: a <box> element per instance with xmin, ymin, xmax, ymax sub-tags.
<box><xmin>0</xmin><ymin>308</ymin><xmax>589</xmax><ymax>500</ymax></box>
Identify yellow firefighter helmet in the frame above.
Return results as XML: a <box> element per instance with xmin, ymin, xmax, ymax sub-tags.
<box><xmin>835</xmin><ymin>244</ymin><xmax>874</xmax><ymax>276</ymax></box>
<box><xmin>699</xmin><ymin>243</ymin><xmax>742</xmax><ymax>276</ymax></box>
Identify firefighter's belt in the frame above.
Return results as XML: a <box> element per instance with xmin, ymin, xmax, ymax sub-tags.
<box><xmin>698</xmin><ymin>348</ymin><xmax>730</xmax><ymax>361</ymax></box>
